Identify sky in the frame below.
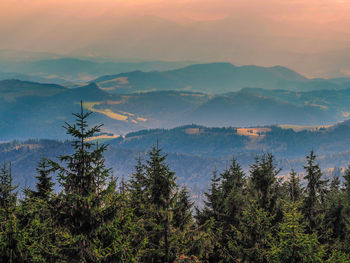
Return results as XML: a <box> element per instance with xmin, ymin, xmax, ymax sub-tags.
<box><xmin>1</xmin><ymin>0</ymin><xmax>350</xmax><ymax>77</ymax></box>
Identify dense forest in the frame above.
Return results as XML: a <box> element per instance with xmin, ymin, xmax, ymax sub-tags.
<box><xmin>2</xmin><ymin>106</ymin><xmax>350</xmax><ymax>263</ymax></box>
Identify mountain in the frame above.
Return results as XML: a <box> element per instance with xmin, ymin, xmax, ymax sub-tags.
<box><xmin>0</xmin><ymin>79</ymin><xmax>67</xmax><ymax>102</ymax></box>
<box><xmin>0</xmin><ymin>58</ymin><xmax>194</xmax><ymax>82</ymax></box>
<box><xmin>0</xmin><ymin>72</ymin><xmax>69</xmax><ymax>85</ymax></box>
<box><xmin>0</xmin><ymin>81</ymin><xmax>137</xmax><ymax>140</ymax></box>
<box><xmin>93</xmin><ymin>62</ymin><xmax>350</xmax><ymax>94</ymax></box>
<box><xmin>110</xmin><ymin>122</ymin><xmax>350</xmax><ymax>160</ymax></box>
<box><xmin>0</xmin><ymin>79</ymin><xmax>348</xmax><ymax>140</ymax></box>
<box><xmin>186</xmin><ymin>92</ymin><xmax>333</xmax><ymax>127</ymax></box>
<box><xmin>240</xmin><ymin>87</ymin><xmax>350</xmax><ymax>120</ymax></box>
<box><xmin>93</xmin><ymin>63</ymin><xmax>310</xmax><ymax>94</ymax></box>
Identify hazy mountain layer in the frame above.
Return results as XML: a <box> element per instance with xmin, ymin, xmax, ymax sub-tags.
<box><xmin>94</xmin><ymin>62</ymin><xmax>350</xmax><ymax>94</ymax></box>
<box><xmin>0</xmin><ymin>58</ymin><xmax>194</xmax><ymax>82</ymax></box>
<box><xmin>1</xmin><ymin>78</ymin><xmax>349</xmax><ymax>140</ymax></box>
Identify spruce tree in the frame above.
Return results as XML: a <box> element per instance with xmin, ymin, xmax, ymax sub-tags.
<box><xmin>173</xmin><ymin>187</ymin><xmax>193</xmax><ymax>232</ymax></box>
<box><xmin>267</xmin><ymin>202</ymin><xmax>325</xmax><ymax>263</ymax></box>
<box><xmin>343</xmin><ymin>165</ymin><xmax>350</xmax><ymax>202</ymax></box>
<box><xmin>0</xmin><ymin>163</ymin><xmax>23</xmax><ymax>263</ymax></box>
<box><xmin>196</xmin><ymin>159</ymin><xmax>246</xmax><ymax>262</ymax></box>
<box><xmin>50</xmin><ymin>102</ymin><xmax>137</xmax><ymax>262</ymax></box>
<box><xmin>222</xmin><ymin>158</ymin><xmax>245</xmax><ymax>227</ymax></box>
<box><xmin>171</xmin><ymin>187</ymin><xmax>197</xmax><ymax>259</ymax></box>
<box><xmin>143</xmin><ymin>144</ymin><xmax>177</xmax><ymax>262</ymax></box>
<box><xmin>196</xmin><ymin>168</ymin><xmax>222</xmax><ymax>225</ymax></box>
<box><xmin>30</xmin><ymin>158</ymin><xmax>55</xmax><ymax>200</ymax></box>
<box><xmin>323</xmin><ymin>175</ymin><xmax>347</xmax><ymax>252</ymax></box>
<box><xmin>287</xmin><ymin>169</ymin><xmax>303</xmax><ymax>202</ymax></box>
<box><xmin>128</xmin><ymin>154</ymin><xmax>147</xmax><ymax>218</ymax></box>
<box><xmin>0</xmin><ymin>163</ymin><xmax>17</xmax><ymax>212</ymax></box>
<box><xmin>303</xmin><ymin>150</ymin><xmax>328</xmax><ymax>233</ymax></box>
<box><xmin>249</xmin><ymin>153</ymin><xmax>281</xmax><ymax>216</ymax></box>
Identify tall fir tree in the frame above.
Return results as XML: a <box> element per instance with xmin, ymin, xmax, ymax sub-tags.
<box><xmin>143</xmin><ymin>144</ymin><xmax>177</xmax><ymax>262</ymax></box>
<box><xmin>128</xmin><ymin>154</ymin><xmax>147</xmax><ymax>218</ymax></box>
<box><xmin>249</xmin><ymin>153</ymin><xmax>281</xmax><ymax>217</ymax></box>
<box><xmin>0</xmin><ymin>163</ymin><xmax>23</xmax><ymax>263</ymax></box>
<box><xmin>303</xmin><ymin>150</ymin><xmax>328</xmax><ymax>233</ymax></box>
<box><xmin>50</xmin><ymin>102</ymin><xmax>138</xmax><ymax>262</ymax></box>
<box><xmin>196</xmin><ymin>159</ymin><xmax>246</xmax><ymax>262</ymax></box>
<box><xmin>196</xmin><ymin>168</ymin><xmax>221</xmax><ymax>225</ymax></box>
<box><xmin>286</xmin><ymin>169</ymin><xmax>303</xmax><ymax>202</ymax></box>
<box><xmin>267</xmin><ymin>202</ymin><xmax>325</xmax><ymax>263</ymax></box>
<box><xmin>30</xmin><ymin>158</ymin><xmax>55</xmax><ymax>200</ymax></box>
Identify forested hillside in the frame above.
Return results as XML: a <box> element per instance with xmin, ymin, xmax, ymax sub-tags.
<box><xmin>2</xmin><ymin>106</ymin><xmax>350</xmax><ymax>262</ymax></box>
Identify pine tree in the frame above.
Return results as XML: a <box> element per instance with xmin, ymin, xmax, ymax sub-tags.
<box><xmin>249</xmin><ymin>153</ymin><xmax>281</xmax><ymax>216</ymax></box>
<box><xmin>238</xmin><ymin>200</ymin><xmax>271</xmax><ymax>263</ymax></box>
<box><xmin>30</xmin><ymin>158</ymin><xmax>55</xmax><ymax>200</ymax></box>
<box><xmin>323</xmin><ymin>175</ymin><xmax>347</xmax><ymax>252</ymax></box>
<box><xmin>142</xmin><ymin>144</ymin><xmax>177</xmax><ymax>262</ymax></box>
<box><xmin>267</xmin><ymin>202</ymin><xmax>325</xmax><ymax>263</ymax></box>
<box><xmin>171</xmin><ymin>187</ymin><xmax>197</xmax><ymax>259</ymax></box>
<box><xmin>49</xmin><ymin>102</ymin><xmax>137</xmax><ymax>262</ymax></box>
<box><xmin>0</xmin><ymin>163</ymin><xmax>23</xmax><ymax>263</ymax></box>
<box><xmin>287</xmin><ymin>169</ymin><xmax>303</xmax><ymax>202</ymax></box>
<box><xmin>196</xmin><ymin>168</ymin><xmax>222</xmax><ymax>225</ymax></box>
<box><xmin>222</xmin><ymin>158</ymin><xmax>245</xmax><ymax>228</ymax></box>
<box><xmin>343</xmin><ymin>165</ymin><xmax>350</xmax><ymax>202</ymax></box>
<box><xmin>128</xmin><ymin>154</ymin><xmax>147</xmax><ymax>217</ymax></box>
<box><xmin>196</xmin><ymin>159</ymin><xmax>246</xmax><ymax>262</ymax></box>
<box><xmin>303</xmin><ymin>150</ymin><xmax>328</xmax><ymax>233</ymax></box>
<box><xmin>0</xmin><ymin>163</ymin><xmax>17</xmax><ymax>212</ymax></box>
<box><xmin>173</xmin><ymin>187</ymin><xmax>193</xmax><ymax>232</ymax></box>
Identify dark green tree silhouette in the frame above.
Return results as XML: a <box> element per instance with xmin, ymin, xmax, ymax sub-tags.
<box><xmin>303</xmin><ymin>150</ymin><xmax>328</xmax><ymax>233</ymax></box>
<box><xmin>50</xmin><ymin>102</ymin><xmax>137</xmax><ymax>262</ymax></box>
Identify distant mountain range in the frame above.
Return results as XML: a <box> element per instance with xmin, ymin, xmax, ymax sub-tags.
<box><xmin>93</xmin><ymin>62</ymin><xmax>350</xmax><ymax>94</ymax></box>
<box><xmin>0</xmin><ymin>58</ymin><xmax>194</xmax><ymax>82</ymax></box>
<box><xmin>2</xmin><ymin>58</ymin><xmax>350</xmax><ymax>92</ymax></box>
<box><xmin>2</xmin><ymin>75</ymin><xmax>350</xmax><ymax>140</ymax></box>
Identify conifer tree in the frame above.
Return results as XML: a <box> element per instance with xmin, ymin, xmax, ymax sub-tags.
<box><xmin>287</xmin><ymin>169</ymin><xmax>303</xmax><ymax>202</ymax></box>
<box><xmin>267</xmin><ymin>202</ymin><xmax>325</xmax><ymax>263</ymax></box>
<box><xmin>142</xmin><ymin>144</ymin><xmax>177</xmax><ymax>262</ymax></box>
<box><xmin>128</xmin><ymin>154</ymin><xmax>147</xmax><ymax>217</ymax></box>
<box><xmin>0</xmin><ymin>163</ymin><xmax>17</xmax><ymax>212</ymax></box>
<box><xmin>197</xmin><ymin>159</ymin><xmax>246</xmax><ymax>262</ymax></box>
<box><xmin>196</xmin><ymin>168</ymin><xmax>221</xmax><ymax>225</ymax></box>
<box><xmin>303</xmin><ymin>150</ymin><xmax>328</xmax><ymax>233</ymax></box>
<box><xmin>249</xmin><ymin>153</ymin><xmax>281</xmax><ymax>216</ymax></box>
<box><xmin>0</xmin><ymin>163</ymin><xmax>23</xmax><ymax>263</ymax></box>
<box><xmin>30</xmin><ymin>158</ymin><xmax>55</xmax><ymax>200</ymax></box>
<box><xmin>222</xmin><ymin>158</ymin><xmax>245</xmax><ymax>228</ymax></box>
<box><xmin>323</xmin><ymin>175</ymin><xmax>347</xmax><ymax>252</ymax></box>
<box><xmin>171</xmin><ymin>187</ymin><xmax>197</xmax><ymax>258</ymax></box>
<box><xmin>173</xmin><ymin>187</ymin><xmax>193</xmax><ymax>232</ymax></box>
<box><xmin>50</xmin><ymin>102</ymin><xmax>137</xmax><ymax>262</ymax></box>
<box><xmin>343</xmin><ymin>165</ymin><xmax>350</xmax><ymax>202</ymax></box>
<box><xmin>238</xmin><ymin>200</ymin><xmax>271</xmax><ymax>263</ymax></box>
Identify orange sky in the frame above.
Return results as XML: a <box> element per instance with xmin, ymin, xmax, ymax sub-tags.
<box><xmin>1</xmin><ymin>0</ymin><xmax>350</xmax><ymax>76</ymax></box>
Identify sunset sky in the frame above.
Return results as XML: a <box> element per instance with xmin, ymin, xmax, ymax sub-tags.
<box><xmin>1</xmin><ymin>0</ymin><xmax>350</xmax><ymax>77</ymax></box>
